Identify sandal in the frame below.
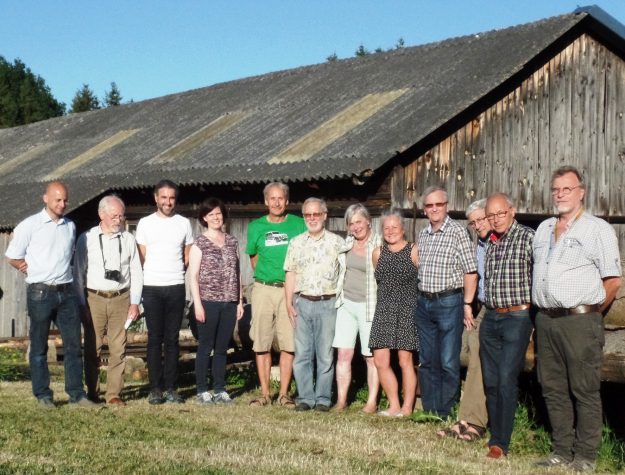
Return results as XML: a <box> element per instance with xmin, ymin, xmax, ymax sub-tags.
<box><xmin>249</xmin><ymin>396</ymin><xmax>271</xmax><ymax>407</ymax></box>
<box><xmin>276</xmin><ymin>394</ymin><xmax>295</xmax><ymax>408</ymax></box>
<box><xmin>460</xmin><ymin>423</ymin><xmax>486</xmax><ymax>442</ymax></box>
<box><xmin>436</xmin><ymin>421</ymin><xmax>466</xmax><ymax>439</ymax></box>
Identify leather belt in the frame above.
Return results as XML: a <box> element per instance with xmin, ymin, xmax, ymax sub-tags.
<box><xmin>87</xmin><ymin>288</ymin><xmax>129</xmax><ymax>299</ymax></box>
<box><xmin>489</xmin><ymin>304</ymin><xmax>531</xmax><ymax>314</ymax></box>
<box><xmin>255</xmin><ymin>279</ymin><xmax>284</xmax><ymax>288</ymax></box>
<box><xmin>418</xmin><ymin>288</ymin><xmax>462</xmax><ymax>300</ymax></box>
<box><xmin>30</xmin><ymin>282</ymin><xmax>72</xmax><ymax>291</ymax></box>
<box><xmin>540</xmin><ymin>304</ymin><xmax>600</xmax><ymax>317</ymax></box>
<box><xmin>299</xmin><ymin>294</ymin><xmax>336</xmax><ymax>302</ymax></box>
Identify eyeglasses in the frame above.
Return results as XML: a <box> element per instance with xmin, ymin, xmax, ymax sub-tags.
<box><xmin>424</xmin><ymin>202</ymin><xmax>448</xmax><ymax>210</ymax></box>
<box><xmin>485</xmin><ymin>209</ymin><xmax>510</xmax><ymax>221</ymax></box>
<box><xmin>303</xmin><ymin>212</ymin><xmax>324</xmax><ymax>219</ymax></box>
<box><xmin>551</xmin><ymin>185</ymin><xmax>581</xmax><ymax>196</ymax></box>
<box><xmin>468</xmin><ymin>216</ymin><xmax>487</xmax><ymax>227</ymax></box>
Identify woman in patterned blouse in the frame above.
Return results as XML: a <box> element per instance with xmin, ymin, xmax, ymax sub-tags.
<box><xmin>189</xmin><ymin>198</ymin><xmax>244</xmax><ymax>405</ymax></box>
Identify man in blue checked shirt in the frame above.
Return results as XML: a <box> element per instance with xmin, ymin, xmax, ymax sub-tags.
<box><xmin>480</xmin><ymin>192</ymin><xmax>534</xmax><ymax>460</ymax></box>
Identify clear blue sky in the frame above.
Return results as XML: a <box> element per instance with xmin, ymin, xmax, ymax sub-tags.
<box><xmin>2</xmin><ymin>1</ymin><xmax>625</xmax><ymax>108</ymax></box>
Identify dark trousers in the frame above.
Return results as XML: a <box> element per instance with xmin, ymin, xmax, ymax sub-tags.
<box><xmin>194</xmin><ymin>301</ymin><xmax>237</xmax><ymax>394</ymax></box>
<box><xmin>27</xmin><ymin>284</ymin><xmax>86</xmax><ymax>401</ymax></box>
<box><xmin>414</xmin><ymin>292</ymin><xmax>464</xmax><ymax>418</ymax></box>
<box><xmin>143</xmin><ymin>284</ymin><xmax>186</xmax><ymax>391</ymax></box>
<box><xmin>479</xmin><ymin>309</ymin><xmax>533</xmax><ymax>453</ymax></box>
<box><xmin>536</xmin><ymin>311</ymin><xmax>604</xmax><ymax>462</ymax></box>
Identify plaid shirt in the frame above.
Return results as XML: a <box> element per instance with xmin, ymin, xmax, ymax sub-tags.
<box><xmin>484</xmin><ymin>221</ymin><xmax>534</xmax><ymax>308</ymax></box>
<box><xmin>532</xmin><ymin>212</ymin><xmax>621</xmax><ymax>308</ymax></box>
<box><xmin>418</xmin><ymin>216</ymin><xmax>477</xmax><ymax>293</ymax></box>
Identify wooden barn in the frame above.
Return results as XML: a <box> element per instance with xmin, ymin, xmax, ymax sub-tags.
<box><xmin>1</xmin><ymin>6</ymin><xmax>625</xmax><ymax>378</ymax></box>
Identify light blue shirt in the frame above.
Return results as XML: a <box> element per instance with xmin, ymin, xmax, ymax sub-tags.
<box><xmin>476</xmin><ymin>237</ymin><xmax>487</xmax><ymax>303</ymax></box>
<box><xmin>5</xmin><ymin>208</ymin><xmax>76</xmax><ymax>284</ymax></box>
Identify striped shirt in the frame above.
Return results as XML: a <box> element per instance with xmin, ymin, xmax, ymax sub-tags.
<box><xmin>532</xmin><ymin>212</ymin><xmax>621</xmax><ymax>308</ymax></box>
<box><xmin>417</xmin><ymin>216</ymin><xmax>477</xmax><ymax>293</ymax></box>
<box><xmin>484</xmin><ymin>221</ymin><xmax>534</xmax><ymax>308</ymax></box>
<box><xmin>196</xmin><ymin>234</ymin><xmax>240</xmax><ymax>302</ymax></box>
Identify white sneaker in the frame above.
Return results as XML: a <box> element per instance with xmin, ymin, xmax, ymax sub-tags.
<box><xmin>196</xmin><ymin>391</ymin><xmax>214</xmax><ymax>405</ymax></box>
<box><xmin>213</xmin><ymin>391</ymin><xmax>233</xmax><ymax>405</ymax></box>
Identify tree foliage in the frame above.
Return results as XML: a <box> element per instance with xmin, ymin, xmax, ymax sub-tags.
<box><xmin>70</xmin><ymin>84</ymin><xmax>100</xmax><ymax>113</ymax></box>
<box><xmin>103</xmin><ymin>81</ymin><xmax>122</xmax><ymax>107</ymax></box>
<box><xmin>0</xmin><ymin>56</ymin><xmax>65</xmax><ymax>128</ymax></box>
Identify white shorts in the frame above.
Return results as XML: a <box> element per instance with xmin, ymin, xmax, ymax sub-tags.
<box><xmin>332</xmin><ymin>298</ymin><xmax>372</xmax><ymax>357</ymax></box>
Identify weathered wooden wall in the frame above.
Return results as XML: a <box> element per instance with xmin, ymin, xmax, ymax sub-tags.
<box><xmin>393</xmin><ymin>34</ymin><xmax>625</xmax><ymax>217</ymax></box>
<box><xmin>0</xmin><ymin>231</ymin><xmax>28</xmax><ymax>338</ymax></box>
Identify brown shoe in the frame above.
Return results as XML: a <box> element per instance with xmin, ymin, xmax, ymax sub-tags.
<box><xmin>108</xmin><ymin>397</ymin><xmax>126</xmax><ymax>407</ymax></box>
<box><xmin>486</xmin><ymin>445</ymin><xmax>505</xmax><ymax>459</ymax></box>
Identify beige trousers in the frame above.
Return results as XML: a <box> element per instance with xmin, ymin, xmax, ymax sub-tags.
<box><xmin>84</xmin><ymin>292</ymin><xmax>129</xmax><ymax>402</ymax></box>
<box><xmin>457</xmin><ymin>306</ymin><xmax>488</xmax><ymax>428</ymax></box>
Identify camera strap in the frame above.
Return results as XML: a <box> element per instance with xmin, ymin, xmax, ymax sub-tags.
<box><xmin>99</xmin><ymin>233</ymin><xmax>122</xmax><ymax>272</ymax></box>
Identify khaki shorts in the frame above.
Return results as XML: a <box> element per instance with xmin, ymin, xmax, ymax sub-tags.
<box><xmin>250</xmin><ymin>282</ymin><xmax>294</xmax><ymax>352</ymax></box>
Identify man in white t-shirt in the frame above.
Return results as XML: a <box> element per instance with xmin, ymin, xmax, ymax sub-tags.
<box><xmin>136</xmin><ymin>180</ymin><xmax>193</xmax><ymax>404</ymax></box>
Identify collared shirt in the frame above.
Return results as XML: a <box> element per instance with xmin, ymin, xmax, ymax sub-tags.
<box><xmin>283</xmin><ymin>229</ymin><xmax>345</xmax><ymax>295</ymax></box>
<box><xmin>476</xmin><ymin>237</ymin><xmax>487</xmax><ymax>303</ymax></box>
<box><xmin>336</xmin><ymin>233</ymin><xmax>382</xmax><ymax>322</ymax></box>
<box><xmin>417</xmin><ymin>215</ymin><xmax>477</xmax><ymax>293</ymax></box>
<box><xmin>73</xmin><ymin>225</ymin><xmax>143</xmax><ymax>306</ymax></box>
<box><xmin>5</xmin><ymin>208</ymin><xmax>75</xmax><ymax>284</ymax></box>
<box><xmin>484</xmin><ymin>221</ymin><xmax>534</xmax><ymax>308</ymax></box>
<box><xmin>532</xmin><ymin>212</ymin><xmax>621</xmax><ymax>308</ymax></box>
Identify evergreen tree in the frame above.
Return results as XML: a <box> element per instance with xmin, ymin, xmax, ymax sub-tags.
<box><xmin>103</xmin><ymin>81</ymin><xmax>122</xmax><ymax>107</ymax></box>
<box><xmin>70</xmin><ymin>84</ymin><xmax>100</xmax><ymax>113</ymax></box>
<box><xmin>326</xmin><ymin>52</ymin><xmax>338</xmax><ymax>62</ymax></box>
<box><xmin>0</xmin><ymin>56</ymin><xmax>65</xmax><ymax>128</ymax></box>
<box><xmin>355</xmin><ymin>44</ymin><xmax>370</xmax><ymax>57</ymax></box>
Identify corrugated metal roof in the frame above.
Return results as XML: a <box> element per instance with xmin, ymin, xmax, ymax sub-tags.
<box><xmin>0</xmin><ymin>8</ymin><xmax>621</xmax><ymax>228</ymax></box>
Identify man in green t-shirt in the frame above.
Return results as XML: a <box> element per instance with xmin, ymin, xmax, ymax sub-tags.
<box><xmin>246</xmin><ymin>182</ymin><xmax>306</xmax><ymax>407</ymax></box>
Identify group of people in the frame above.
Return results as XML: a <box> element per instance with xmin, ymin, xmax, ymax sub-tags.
<box><xmin>5</xmin><ymin>165</ymin><xmax>620</xmax><ymax>473</ymax></box>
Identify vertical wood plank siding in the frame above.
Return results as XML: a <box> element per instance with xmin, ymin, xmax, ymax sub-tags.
<box><xmin>0</xmin><ymin>232</ymin><xmax>28</xmax><ymax>338</ymax></box>
<box><xmin>395</xmin><ymin>35</ymin><xmax>625</xmax><ymax>218</ymax></box>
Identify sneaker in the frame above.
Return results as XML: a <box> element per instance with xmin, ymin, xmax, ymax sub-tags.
<box><xmin>163</xmin><ymin>390</ymin><xmax>184</xmax><ymax>404</ymax></box>
<box><xmin>295</xmin><ymin>402</ymin><xmax>312</xmax><ymax>412</ymax></box>
<box><xmin>38</xmin><ymin>398</ymin><xmax>55</xmax><ymax>409</ymax></box>
<box><xmin>196</xmin><ymin>391</ymin><xmax>215</xmax><ymax>405</ymax></box>
<box><xmin>314</xmin><ymin>404</ymin><xmax>330</xmax><ymax>412</ymax></box>
<box><xmin>148</xmin><ymin>390</ymin><xmax>164</xmax><ymax>405</ymax></box>
<box><xmin>213</xmin><ymin>391</ymin><xmax>233</xmax><ymax>405</ymax></box>
<box><xmin>70</xmin><ymin>397</ymin><xmax>99</xmax><ymax>408</ymax></box>
<box><xmin>569</xmin><ymin>457</ymin><xmax>595</xmax><ymax>472</ymax></box>
<box><xmin>535</xmin><ymin>453</ymin><xmax>572</xmax><ymax>467</ymax></box>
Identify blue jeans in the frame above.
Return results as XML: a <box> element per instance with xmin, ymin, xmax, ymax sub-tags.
<box><xmin>479</xmin><ymin>309</ymin><xmax>533</xmax><ymax>453</ymax></box>
<box><xmin>195</xmin><ymin>301</ymin><xmax>237</xmax><ymax>393</ymax></box>
<box><xmin>414</xmin><ymin>292</ymin><xmax>463</xmax><ymax>417</ymax></box>
<box><xmin>27</xmin><ymin>284</ymin><xmax>86</xmax><ymax>401</ymax></box>
<box><xmin>143</xmin><ymin>284</ymin><xmax>186</xmax><ymax>391</ymax></box>
<box><xmin>293</xmin><ymin>296</ymin><xmax>337</xmax><ymax>407</ymax></box>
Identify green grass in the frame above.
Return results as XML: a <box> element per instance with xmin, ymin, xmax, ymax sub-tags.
<box><xmin>0</xmin><ymin>361</ymin><xmax>623</xmax><ymax>474</ymax></box>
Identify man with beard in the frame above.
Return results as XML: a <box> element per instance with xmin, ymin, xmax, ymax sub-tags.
<box><xmin>534</xmin><ymin>166</ymin><xmax>621</xmax><ymax>472</ymax></box>
<box><xmin>74</xmin><ymin>195</ymin><xmax>143</xmax><ymax>406</ymax></box>
<box><xmin>136</xmin><ymin>180</ymin><xmax>193</xmax><ymax>404</ymax></box>
<box><xmin>284</xmin><ymin>197</ymin><xmax>344</xmax><ymax>411</ymax></box>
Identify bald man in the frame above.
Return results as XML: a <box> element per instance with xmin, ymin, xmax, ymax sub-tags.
<box><xmin>6</xmin><ymin>182</ymin><xmax>94</xmax><ymax>408</ymax></box>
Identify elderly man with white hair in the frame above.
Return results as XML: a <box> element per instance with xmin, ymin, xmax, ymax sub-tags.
<box><xmin>74</xmin><ymin>194</ymin><xmax>143</xmax><ymax>406</ymax></box>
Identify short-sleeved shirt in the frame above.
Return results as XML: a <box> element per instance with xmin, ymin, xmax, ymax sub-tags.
<box><xmin>484</xmin><ymin>221</ymin><xmax>534</xmax><ymax>308</ymax></box>
<box><xmin>195</xmin><ymin>234</ymin><xmax>240</xmax><ymax>302</ymax></box>
<box><xmin>283</xmin><ymin>230</ymin><xmax>345</xmax><ymax>295</ymax></box>
<box><xmin>5</xmin><ymin>208</ymin><xmax>75</xmax><ymax>284</ymax></box>
<box><xmin>135</xmin><ymin>213</ymin><xmax>194</xmax><ymax>286</ymax></box>
<box><xmin>246</xmin><ymin>214</ymin><xmax>306</xmax><ymax>283</ymax></box>
<box><xmin>417</xmin><ymin>215</ymin><xmax>477</xmax><ymax>293</ymax></box>
<box><xmin>532</xmin><ymin>212</ymin><xmax>622</xmax><ymax>308</ymax></box>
